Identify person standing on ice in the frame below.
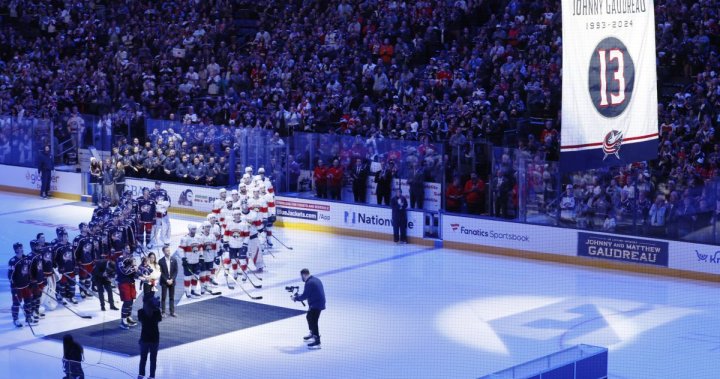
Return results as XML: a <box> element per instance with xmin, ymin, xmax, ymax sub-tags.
<box><xmin>38</xmin><ymin>144</ymin><xmax>54</xmax><ymax>199</ymax></box>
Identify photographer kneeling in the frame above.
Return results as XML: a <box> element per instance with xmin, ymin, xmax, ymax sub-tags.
<box><xmin>292</xmin><ymin>268</ymin><xmax>326</xmax><ymax>349</ymax></box>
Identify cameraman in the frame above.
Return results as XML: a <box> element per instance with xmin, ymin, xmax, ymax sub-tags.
<box><xmin>292</xmin><ymin>268</ymin><xmax>326</xmax><ymax>349</ymax></box>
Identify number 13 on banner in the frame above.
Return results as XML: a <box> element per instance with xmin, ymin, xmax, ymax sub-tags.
<box><xmin>589</xmin><ymin>37</ymin><xmax>635</xmax><ymax>118</ymax></box>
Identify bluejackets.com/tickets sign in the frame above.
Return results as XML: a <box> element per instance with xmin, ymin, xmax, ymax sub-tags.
<box><xmin>560</xmin><ymin>0</ymin><xmax>658</xmax><ymax>171</ymax></box>
<box><xmin>578</xmin><ymin>232</ymin><xmax>668</xmax><ymax>267</ymax></box>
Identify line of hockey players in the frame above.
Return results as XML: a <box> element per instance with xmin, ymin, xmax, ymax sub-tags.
<box><xmin>8</xmin><ymin>182</ymin><xmax>173</xmax><ymax>329</ymax></box>
<box><xmin>8</xmin><ymin>168</ymin><xmax>277</xmax><ymax>330</ymax></box>
<box><xmin>208</xmin><ymin>166</ymin><xmax>276</xmax><ymax>291</ymax></box>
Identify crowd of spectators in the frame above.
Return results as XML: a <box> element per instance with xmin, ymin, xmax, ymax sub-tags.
<box><xmin>0</xmin><ymin>0</ymin><xmax>718</xmax><ymax>240</ymax></box>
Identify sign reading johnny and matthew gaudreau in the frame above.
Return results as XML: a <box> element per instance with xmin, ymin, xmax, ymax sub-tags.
<box><xmin>577</xmin><ymin>232</ymin><xmax>668</xmax><ymax>267</ymax></box>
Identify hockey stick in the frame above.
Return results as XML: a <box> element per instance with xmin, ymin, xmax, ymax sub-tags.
<box><xmin>224</xmin><ymin>268</ymin><xmax>262</xmax><ymax>300</ymax></box>
<box><xmin>237</xmin><ymin>262</ymin><xmax>262</xmax><ymax>289</ymax></box>
<box><xmin>62</xmin><ymin>273</ymin><xmax>101</xmax><ymax>300</ymax></box>
<box><xmin>20</xmin><ymin>306</ymin><xmax>40</xmax><ymax>337</ymax></box>
<box><xmin>42</xmin><ymin>288</ymin><xmax>92</xmax><ymax>319</ymax></box>
<box><xmin>272</xmin><ymin>235</ymin><xmax>294</xmax><ymax>250</ymax></box>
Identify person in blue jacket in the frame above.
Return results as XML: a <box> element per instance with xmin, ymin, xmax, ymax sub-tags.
<box><xmin>38</xmin><ymin>144</ymin><xmax>54</xmax><ymax>199</ymax></box>
<box><xmin>293</xmin><ymin>268</ymin><xmax>326</xmax><ymax>349</ymax></box>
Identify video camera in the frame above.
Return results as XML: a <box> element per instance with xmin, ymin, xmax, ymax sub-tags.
<box><xmin>285</xmin><ymin>286</ymin><xmax>305</xmax><ymax>306</ymax></box>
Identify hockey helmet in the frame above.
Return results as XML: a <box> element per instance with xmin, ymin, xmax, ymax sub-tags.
<box><xmin>206</xmin><ymin>213</ymin><xmax>216</xmax><ymax>221</ymax></box>
<box><xmin>201</xmin><ymin>221</ymin><xmax>211</xmax><ymax>229</ymax></box>
<box><xmin>219</xmin><ymin>188</ymin><xmax>227</xmax><ymax>196</ymax></box>
<box><xmin>258</xmin><ymin>167</ymin><xmax>265</xmax><ymax>174</ymax></box>
<box><xmin>56</xmin><ymin>226</ymin><xmax>67</xmax><ymax>237</ymax></box>
<box><xmin>244</xmin><ymin>166</ymin><xmax>253</xmax><ymax>174</ymax></box>
<box><xmin>187</xmin><ymin>223</ymin><xmax>197</xmax><ymax>231</ymax></box>
<box><xmin>231</xmin><ymin>189</ymin><xmax>239</xmax><ymax>196</ymax></box>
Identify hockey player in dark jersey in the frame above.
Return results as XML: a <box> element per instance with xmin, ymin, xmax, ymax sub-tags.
<box><xmin>56</xmin><ymin>224</ymin><xmax>79</xmax><ymax>304</ymax></box>
<box><xmin>117</xmin><ymin>256</ymin><xmax>139</xmax><ymax>329</ymax></box>
<box><xmin>74</xmin><ymin>222</ymin><xmax>96</xmax><ymax>299</ymax></box>
<box><xmin>92</xmin><ymin>196</ymin><xmax>112</xmax><ymax>221</ymax></box>
<box><xmin>28</xmin><ymin>240</ymin><xmax>46</xmax><ymax>322</ymax></box>
<box><xmin>136</xmin><ymin>188</ymin><xmax>156</xmax><ymax>249</ymax></box>
<box><xmin>47</xmin><ymin>228</ymin><xmax>68</xmax><ymax>306</ymax></box>
<box><xmin>109</xmin><ymin>215</ymin><xmax>129</xmax><ymax>262</ymax></box>
<box><xmin>9</xmin><ymin>243</ymin><xmax>35</xmax><ymax>327</ymax></box>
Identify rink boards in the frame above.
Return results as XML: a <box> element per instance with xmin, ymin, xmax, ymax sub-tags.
<box><xmin>0</xmin><ymin>163</ymin><xmax>718</xmax><ymax>281</ymax></box>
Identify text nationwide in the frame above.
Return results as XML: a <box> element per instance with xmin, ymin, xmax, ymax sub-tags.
<box><xmin>457</xmin><ymin>226</ymin><xmax>529</xmax><ymax>242</ymax></box>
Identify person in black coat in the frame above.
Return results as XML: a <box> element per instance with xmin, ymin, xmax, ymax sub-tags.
<box><xmin>91</xmin><ymin>259</ymin><xmax>118</xmax><ymax>311</ymax></box>
<box><xmin>293</xmin><ymin>268</ymin><xmax>326</xmax><ymax>349</ymax></box>
<box><xmin>38</xmin><ymin>145</ymin><xmax>54</xmax><ymax>199</ymax></box>
<box><xmin>62</xmin><ymin>334</ymin><xmax>84</xmax><ymax>379</ymax></box>
<box><xmin>351</xmin><ymin>158</ymin><xmax>369</xmax><ymax>203</ymax></box>
<box><xmin>391</xmin><ymin>188</ymin><xmax>409</xmax><ymax>243</ymax></box>
<box><xmin>138</xmin><ymin>293</ymin><xmax>162</xmax><ymax>379</ymax></box>
<box><xmin>158</xmin><ymin>246</ymin><xmax>178</xmax><ymax>317</ymax></box>
<box><xmin>374</xmin><ymin>160</ymin><xmax>395</xmax><ymax>205</ymax></box>
<box><xmin>407</xmin><ymin>162</ymin><xmax>426</xmax><ymax>209</ymax></box>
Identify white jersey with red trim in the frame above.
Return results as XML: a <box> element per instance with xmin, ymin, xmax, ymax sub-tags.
<box><xmin>210</xmin><ymin>223</ymin><xmax>222</xmax><ymax>243</ymax></box>
<box><xmin>224</xmin><ymin>219</ymin><xmax>250</xmax><ymax>248</ymax></box>
<box><xmin>264</xmin><ymin>192</ymin><xmax>276</xmax><ymax>217</ymax></box>
<box><xmin>155</xmin><ymin>198</ymin><xmax>170</xmax><ymax>218</ymax></box>
<box><xmin>248</xmin><ymin>196</ymin><xmax>268</xmax><ymax>220</ymax></box>
<box><xmin>177</xmin><ymin>234</ymin><xmax>202</xmax><ymax>264</ymax></box>
<box><xmin>199</xmin><ymin>232</ymin><xmax>218</xmax><ymax>260</ymax></box>
<box><xmin>212</xmin><ymin>198</ymin><xmax>226</xmax><ymax>217</ymax></box>
<box><xmin>241</xmin><ymin>210</ymin><xmax>263</xmax><ymax>235</ymax></box>
<box><xmin>219</xmin><ymin>206</ymin><xmax>234</xmax><ymax>231</ymax></box>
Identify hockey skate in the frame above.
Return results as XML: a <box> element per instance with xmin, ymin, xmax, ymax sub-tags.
<box><xmin>13</xmin><ymin>319</ymin><xmax>23</xmax><ymax>328</ymax></box>
<box><xmin>35</xmin><ymin>310</ymin><xmax>45</xmax><ymax>319</ymax></box>
<box><xmin>26</xmin><ymin>318</ymin><xmax>38</xmax><ymax>326</ymax></box>
<box><xmin>185</xmin><ymin>291</ymin><xmax>192</xmax><ymax>299</ymax></box>
<box><xmin>210</xmin><ymin>278</ymin><xmax>219</xmax><ymax>286</ymax></box>
<box><xmin>303</xmin><ymin>332</ymin><xmax>314</xmax><ymax>341</ymax></box>
<box><xmin>127</xmin><ymin>317</ymin><xmax>138</xmax><ymax>326</ymax></box>
<box><xmin>307</xmin><ymin>336</ymin><xmax>321</xmax><ymax>349</ymax></box>
<box><xmin>69</xmin><ymin>297</ymin><xmax>78</xmax><ymax>305</ymax></box>
<box><xmin>119</xmin><ymin>320</ymin><xmax>130</xmax><ymax>330</ymax></box>
<box><xmin>190</xmin><ymin>290</ymin><xmax>201</xmax><ymax>298</ymax></box>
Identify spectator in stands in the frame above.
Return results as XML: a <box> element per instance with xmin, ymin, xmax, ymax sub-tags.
<box><xmin>89</xmin><ymin>158</ymin><xmax>103</xmax><ymax>206</ymax></box>
<box><xmin>113</xmin><ymin>162</ymin><xmax>125</xmax><ymax>205</ymax></box>
<box><xmin>648</xmin><ymin>195</ymin><xmax>669</xmax><ymax>236</ymax></box>
<box><xmin>314</xmin><ymin>159</ymin><xmax>329</xmax><ymax>199</ymax></box>
<box><xmin>351</xmin><ymin>158</ymin><xmax>370</xmax><ymax>203</ymax></box>
<box><xmin>446</xmin><ymin>177</ymin><xmax>464</xmax><ymax>213</ymax></box>
<box><xmin>407</xmin><ymin>162</ymin><xmax>426</xmax><ymax>210</ymax></box>
<box><xmin>375</xmin><ymin>161</ymin><xmax>395</xmax><ymax>206</ymax></box>
<box><xmin>327</xmin><ymin>159</ymin><xmax>344</xmax><ymax>201</ymax></box>
<box><xmin>560</xmin><ymin>185</ymin><xmax>577</xmax><ymax>224</ymax></box>
<box><xmin>464</xmin><ymin>172</ymin><xmax>486</xmax><ymax>215</ymax></box>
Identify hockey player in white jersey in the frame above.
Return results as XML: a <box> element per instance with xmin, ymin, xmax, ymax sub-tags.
<box><xmin>223</xmin><ymin>209</ymin><xmax>250</xmax><ymax>284</ymax></box>
<box><xmin>219</xmin><ymin>198</ymin><xmax>234</xmax><ymax>232</ymax></box>
<box><xmin>261</xmin><ymin>184</ymin><xmax>277</xmax><ymax>248</ymax></box>
<box><xmin>242</xmin><ymin>198</ymin><xmax>266</xmax><ymax>272</ymax></box>
<box><xmin>177</xmin><ymin>224</ymin><xmax>202</xmax><ymax>298</ymax></box>
<box><xmin>207</xmin><ymin>213</ymin><xmax>223</xmax><ymax>284</ymax></box>
<box><xmin>255</xmin><ymin>167</ymin><xmax>274</xmax><ymax>194</ymax></box>
<box><xmin>238</xmin><ymin>183</ymin><xmax>249</xmax><ymax>205</ymax></box>
<box><xmin>212</xmin><ymin>188</ymin><xmax>227</xmax><ymax>223</ymax></box>
<box><xmin>199</xmin><ymin>221</ymin><xmax>219</xmax><ymax>291</ymax></box>
<box><xmin>230</xmin><ymin>189</ymin><xmax>240</xmax><ymax>207</ymax></box>
<box><xmin>152</xmin><ymin>193</ymin><xmax>171</xmax><ymax>247</ymax></box>
<box><xmin>241</xmin><ymin>173</ymin><xmax>254</xmax><ymax>191</ymax></box>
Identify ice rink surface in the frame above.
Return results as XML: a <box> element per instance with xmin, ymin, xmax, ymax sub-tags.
<box><xmin>0</xmin><ymin>192</ymin><xmax>719</xmax><ymax>378</ymax></box>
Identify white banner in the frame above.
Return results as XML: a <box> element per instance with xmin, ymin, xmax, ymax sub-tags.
<box><xmin>442</xmin><ymin>214</ymin><xmax>577</xmax><ymax>256</ymax></box>
<box><xmin>669</xmin><ymin>240</ymin><xmax>720</xmax><ymax>276</ymax></box>
<box><xmin>561</xmin><ymin>0</ymin><xmax>658</xmax><ymax>171</ymax></box>
<box><xmin>125</xmin><ymin>178</ymin><xmax>221</xmax><ymax>214</ymax></box>
<box><xmin>0</xmin><ymin>164</ymin><xmax>82</xmax><ymax>194</ymax></box>
<box><xmin>276</xmin><ymin>196</ymin><xmax>424</xmax><ymax>238</ymax></box>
